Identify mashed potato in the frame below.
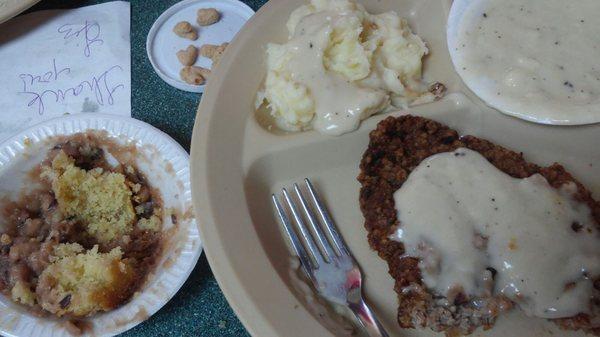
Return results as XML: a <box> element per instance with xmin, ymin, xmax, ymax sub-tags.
<box><xmin>258</xmin><ymin>0</ymin><xmax>440</xmax><ymax>136</ymax></box>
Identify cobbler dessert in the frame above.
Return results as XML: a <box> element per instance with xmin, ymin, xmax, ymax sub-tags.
<box><xmin>0</xmin><ymin>132</ymin><xmax>163</xmax><ymax>331</ymax></box>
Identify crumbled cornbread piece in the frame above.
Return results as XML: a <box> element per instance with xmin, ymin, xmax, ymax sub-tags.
<box><xmin>135</xmin><ymin>204</ymin><xmax>145</xmax><ymax>215</ymax></box>
<box><xmin>131</xmin><ymin>183</ymin><xmax>141</xmax><ymax>193</ymax></box>
<box><xmin>197</xmin><ymin>8</ymin><xmax>220</xmax><ymax>26</ymax></box>
<box><xmin>173</xmin><ymin>21</ymin><xmax>198</xmax><ymax>40</ymax></box>
<box><xmin>11</xmin><ymin>281</ymin><xmax>36</xmax><ymax>306</ymax></box>
<box><xmin>51</xmin><ymin>242</ymin><xmax>85</xmax><ymax>260</ymax></box>
<box><xmin>137</xmin><ymin>215</ymin><xmax>162</xmax><ymax>231</ymax></box>
<box><xmin>36</xmin><ymin>244</ymin><xmax>135</xmax><ymax>317</ymax></box>
<box><xmin>45</xmin><ymin>151</ymin><xmax>136</xmax><ymax>244</ymax></box>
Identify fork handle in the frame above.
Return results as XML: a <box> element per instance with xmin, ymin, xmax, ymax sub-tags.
<box><xmin>348</xmin><ymin>298</ymin><xmax>390</xmax><ymax>337</ymax></box>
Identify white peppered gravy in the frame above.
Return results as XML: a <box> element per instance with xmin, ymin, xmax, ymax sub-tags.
<box><xmin>285</xmin><ymin>12</ymin><xmax>389</xmax><ymax>135</ymax></box>
<box><xmin>392</xmin><ymin>148</ymin><xmax>600</xmax><ymax>319</ymax></box>
<box><xmin>449</xmin><ymin>0</ymin><xmax>600</xmax><ymax>124</ymax></box>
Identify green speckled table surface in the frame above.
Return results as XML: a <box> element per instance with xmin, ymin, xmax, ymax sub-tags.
<box><xmin>21</xmin><ymin>0</ymin><xmax>268</xmax><ymax>336</ymax></box>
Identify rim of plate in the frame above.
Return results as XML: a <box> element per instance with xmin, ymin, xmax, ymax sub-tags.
<box><xmin>0</xmin><ymin>113</ymin><xmax>202</xmax><ymax>337</ymax></box>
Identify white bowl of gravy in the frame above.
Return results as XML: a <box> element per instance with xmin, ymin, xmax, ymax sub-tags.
<box><xmin>447</xmin><ymin>0</ymin><xmax>600</xmax><ymax>125</ymax></box>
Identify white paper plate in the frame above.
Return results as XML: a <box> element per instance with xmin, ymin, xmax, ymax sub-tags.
<box><xmin>0</xmin><ymin>113</ymin><xmax>202</xmax><ymax>337</ymax></box>
<box><xmin>147</xmin><ymin>0</ymin><xmax>254</xmax><ymax>93</ymax></box>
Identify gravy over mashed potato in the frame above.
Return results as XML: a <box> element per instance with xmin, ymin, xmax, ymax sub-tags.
<box><xmin>257</xmin><ymin>0</ymin><xmax>442</xmax><ymax>136</ymax></box>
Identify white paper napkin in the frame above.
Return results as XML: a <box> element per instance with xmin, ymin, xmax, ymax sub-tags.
<box><xmin>0</xmin><ymin>1</ymin><xmax>131</xmax><ymax>142</ymax></box>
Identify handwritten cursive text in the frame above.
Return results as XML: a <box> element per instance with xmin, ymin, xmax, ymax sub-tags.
<box><xmin>18</xmin><ymin>59</ymin><xmax>125</xmax><ymax>115</ymax></box>
<box><xmin>57</xmin><ymin>20</ymin><xmax>104</xmax><ymax>57</ymax></box>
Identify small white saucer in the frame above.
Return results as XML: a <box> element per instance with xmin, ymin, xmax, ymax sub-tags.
<box><xmin>146</xmin><ymin>0</ymin><xmax>254</xmax><ymax>93</ymax></box>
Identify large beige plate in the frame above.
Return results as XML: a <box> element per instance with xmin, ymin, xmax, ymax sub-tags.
<box><xmin>190</xmin><ymin>0</ymin><xmax>600</xmax><ymax>336</ymax></box>
<box><xmin>0</xmin><ymin>0</ymin><xmax>40</xmax><ymax>24</ymax></box>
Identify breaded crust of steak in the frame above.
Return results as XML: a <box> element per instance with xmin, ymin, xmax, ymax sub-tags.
<box><xmin>357</xmin><ymin>115</ymin><xmax>600</xmax><ymax>336</ymax></box>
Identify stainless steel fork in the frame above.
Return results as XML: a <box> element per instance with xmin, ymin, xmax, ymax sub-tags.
<box><xmin>272</xmin><ymin>178</ymin><xmax>389</xmax><ymax>337</ymax></box>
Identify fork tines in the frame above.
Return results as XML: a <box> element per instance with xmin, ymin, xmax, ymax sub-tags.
<box><xmin>271</xmin><ymin>178</ymin><xmax>349</xmax><ymax>269</ymax></box>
